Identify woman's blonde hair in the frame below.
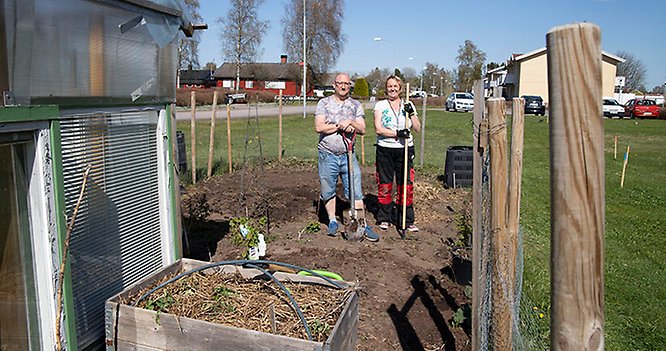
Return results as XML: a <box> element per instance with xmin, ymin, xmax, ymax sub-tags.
<box><xmin>385</xmin><ymin>75</ymin><xmax>403</xmax><ymax>91</ymax></box>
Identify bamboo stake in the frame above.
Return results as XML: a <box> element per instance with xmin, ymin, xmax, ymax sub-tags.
<box><xmin>614</xmin><ymin>135</ymin><xmax>618</xmax><ymax>160</ymax></box>
<box><xmin>419</xmin><ymin>94</ymin><xmax>427</xmax><ymax>167</ymax></box>
<box><xmin>487</xmin><ymin>97</ymin><xmax>511</xmax><ymax>351</ymax></box>
<box><xmin>471</xmin><ymin>79</ymin><xmax>484</xmax><ymax>351</ymax></box>
<box><xmin>55</xmin><ymin>165</ymin><xmax>91</xmax><ymax>351</ymax></box>
<box><xmin>621</xmin><ymin>144</ymin><xmax>630</xmax><ymax>188</ymax></box>
<box><xmin>190</xmin><ymin>91</ymin><xmax>197</xmax><ymax>183</ymax></box>
<box><xmin>547</xmin><ymin>23</ymin><xmax>604</xmax><ymax>351</ymax></box>
<box><xmin>401</xmin><ymin>83</ymin><xmax>411</xmax><ymax>233</ymax></box>
<box><xmin>226</xmin><ymin>102</ymin><xmax>233</xmax><ymax>173</ymax></box>
<box><xmin>278</xmin><ymin>89</ymin><xmax>283</xmax><ymax>161</ymax></box>
<box><xmin>207</xmin><ymin>90</ymin><xmax>219</xmax><ymax>178</ymax></box>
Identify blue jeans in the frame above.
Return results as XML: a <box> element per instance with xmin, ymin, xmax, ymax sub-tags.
<box><xmin>318</xmin><ymin>149</ymin><xmax>363</xmax><ymax>202</ymax></box>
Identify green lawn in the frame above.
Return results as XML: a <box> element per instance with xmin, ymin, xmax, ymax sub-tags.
<box><xmin>178</xmin><ymin>110</ymin><xmax>665</xmax><ymax>349</ymax></box>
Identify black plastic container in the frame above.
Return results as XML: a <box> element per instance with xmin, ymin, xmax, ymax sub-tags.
<box><xmin>176</xmin><ymin>130</ymin><xmax>187</xmax><ymax>173</ymax></box>
<box><xmin>444</xmin><ymin>146</ymin><xmax>473</xmax><ymax>188</ymax></box>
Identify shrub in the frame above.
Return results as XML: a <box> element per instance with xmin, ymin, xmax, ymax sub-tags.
<box><xmin>354</xmin><ymin>78</ymin><xmax>370</xmax><ymax>97</ymax></box>
<box><xmin>660</xmin><ymin>107</ymin><xmax>666</xmax><ymax>120</ymax></box>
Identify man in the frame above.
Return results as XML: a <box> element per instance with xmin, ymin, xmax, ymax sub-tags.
<box><xmin>314</xmin><ymin>73</ymin><xmax>379</xmax><ymax>242</ymax></box>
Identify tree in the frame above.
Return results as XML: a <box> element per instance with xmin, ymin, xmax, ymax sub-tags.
<box><xmin>282</xmin><ymin>0</ymin><xmax>346</xmax><ymax>84</ymax></box>
<box><xmin>354</xmin><ymin>78</ymin><xmax>369</xmax><ymax>98</ymax></box>
<box><xmin>616</xmin><ymin>51</ymin><xmax>647</xmax><ymax>92</ymax></box>
<box><xmin>486</xmin><ymin>61</ymin><xmax>501</xmax><ymax>72</ymax></box>
<box><xmin>178</xmin><ymin>0</ymin><xmax>202</xmax><ymax>70</ymax></box>
<box><xmin>218</xmin><ymin>0</ymin><xmax>269</xmax><ymax>91</ymax></box>
<box><xmin>455</xmin><ymin>40</ymin><xmax>486</xmax><ymax>92</ymax></box>
<box><xmin>203</xmin><ymin>62</ymin><xmax>218</xmax><ymax>71</ymax></box>
<box><xmin>366</xmin><ymin>67</ymin><xmax>391</xmax><ymax>93</ymax></box>
<box><xmin>653</xmin><ymin>85</ymin><xmax>664</xmax><ymax>94</ymax></box>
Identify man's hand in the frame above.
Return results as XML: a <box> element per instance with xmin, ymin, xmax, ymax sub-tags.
<box><xmin>396</xmin><ymin>128</ymin><xmax>411</xmax><ymax>138</ymax></box>
<box><xmin>403</xmin><ymin>101</ymin><xmax>416</xmax><ymax>116</ymax></box>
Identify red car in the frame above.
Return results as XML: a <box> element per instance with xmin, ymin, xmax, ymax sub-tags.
<box><xmin>624</xmin><ymin>99</ymin><xmax>660</xmax><ymax>118</ymax></box>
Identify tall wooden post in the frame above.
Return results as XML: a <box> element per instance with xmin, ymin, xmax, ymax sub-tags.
<box><xmin>419</xmin><ymin>94</ymin><xmax>427</xmax><ymax>167</ymax></box>
<box><xmin>207</xmin><ymin>90</ymin><xmax>219</xmax><ymax>178</ymax></box>
<box><xmin>471</xmin><ymin>79</ymin><xmax>485</xmax><ymax>351</ymax></box>
<box><xmin>547</xmin><ymin>23</ymin><xmax>604</xmax><ymax>350</ymax></box>
<box><xmin>487</xmin><ymin>97</ymin><xmax>511</xmax><ymax>350</ymax></box>
<box><xmin>278</xmin><ymin>89</ymin><xmax>283</xmax><ymax>161</ymax></box>
<box><xmin>226</xmin><ymin>102</ymin><xmax>233</xmax><ymax>173</ymax></box>
<box><xmin>190</xmin><ymin>91</ymin><xmax>197</xmax><ymax>183</ymax></box>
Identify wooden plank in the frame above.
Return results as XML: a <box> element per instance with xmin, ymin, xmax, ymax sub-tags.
<box><xmin>487</xmin><ymin>97</ymin><xmax>511</xmax><ymax>351</ymax></box>
<box><xmin>326</xmin><ymin>292</ymin><xmax>358</xmax><ymax>351</ymax></box>
<box><xmin>471</xmin><ymin>79</ymin><xmax>484</xmax><ymax>351</ymax></box>
<box><xmin>547</xmin><ymin>22</ymin><xmax>604</xmax><ymax>350</ymax></box>
<box><xmin>226</xmin><ymin>103</ymin><xmax>233</xmax><ymax>173</ymax></box>
<box><xmin>112</xmin><ymin>305</ymin><xmax>322</xmax><ymax>351</ymax></box>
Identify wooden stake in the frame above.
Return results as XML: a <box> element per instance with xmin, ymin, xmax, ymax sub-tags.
<box><xmin>621</xmin><ymin>144</ymin><xmax>630</xmax><ymax>188</ymax></box>
<box><xmin>361</xmin><ymin>135</ymin><xmax>365</xmax><ymax>165</ymax></box>
<box><xmin>207</xmin><ymin>90</ymin><xmax>218</xmax><ymax>178</ymax></box>
<box><xmin>190</xmin><ymin>91</ymin><xmax>197</xmax><ymax>183</ymax></box>
<box><xmin>471</xmin><ymin>79</ymin><xmax>485</xmax><ymax>351</ymax></box>
<box><xmin>487</xmin><ymin>97</ymin><xmax>511</xmax><ymax>351</ymax></box>
<box><xmin>547</xmin><ymin>22</ymin><xmax>604</xmax><ymax>351</ymax></box>
<box><xmin>419</xmin><ymin>94</ymin><xmax>427</xmax><ymax>167</ymax></box>
<box><xmin>278</xmin><ymin>89</ymin><xmax>283</xmax><ymax>161</ymax></box>
<box><xmin>55</xmin><ymin>165</ymin><xmax>91</xmax><ymax>351</ymax></box>
<box><xmin>401</xmin><ymin>83</ymin><xmax>411</xmax><ymax>232</ymax></box>
<box><xmin>226</xmin><ymin>102</ymin><xmax>233</xmax><ymax>173</ymax></box>
<box><xmin>614</xmin><ymin>135</ymin><xmax>617</xmax><ymax>160</ymax></box>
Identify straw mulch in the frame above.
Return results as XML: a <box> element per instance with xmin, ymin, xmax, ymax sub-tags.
<box><xmin>121</xmin><ymin>269</ymin><xmax>353</xmax><ymax>342</ymax></box>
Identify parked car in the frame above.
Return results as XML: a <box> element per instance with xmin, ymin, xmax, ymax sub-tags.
<box><xmin>445</xmin><ymin>92</ymin><xmax>474</xmax><ymax>112</ymax></box>
<box><xmin>522</xmin><ymin>95</ymin><xmax>546</xmax><ymax>116</ymax></box>
<box><xmin>624</xmin><ymin>98</ymin><xmax>660</xmax><ymax>119</ymax></box>
<box><xmin>225</xmin><ymin>92</ymin><xmax>246</xmax><ymax>104</ymax></box>
<box><xmin>602</xmin><ymin>98</ymin><xmax>624</xmax><ymax>118</ymax></box>
<box><xmin>410</xmin><ymin>90</ymin><xmax>427</xmax><ymax>98</ymax></box>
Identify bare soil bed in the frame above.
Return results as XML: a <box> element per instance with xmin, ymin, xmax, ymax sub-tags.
<box><xmin>182</xmin><ymin>162</ymin><xmax>472</xmax><ymax>351</ymax></box>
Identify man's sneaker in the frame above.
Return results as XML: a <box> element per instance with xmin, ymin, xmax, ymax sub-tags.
<box><xmin>364</xmin><ymin>226</ymin><xmax>380</xmax><ymax>242</ymax></box>
<box><xmin>327</xmin><ymin>220</ymin><xmax>339</xmax><ymax>237</ymax></box>
<box><xmin>379</xmin><ymin>222</ymin><xmax>390</xmax><ymax>230</ymax></box>
<box><xmin>407</xmin><ymin>224</ymin><xmax>419</xmax><ymax>232</ymax></box>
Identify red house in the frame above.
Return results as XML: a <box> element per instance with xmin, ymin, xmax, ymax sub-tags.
<box><xmin>212</xmin><ymin>55</ymin><xmax>313</xmax><ymax>96</ymax></box>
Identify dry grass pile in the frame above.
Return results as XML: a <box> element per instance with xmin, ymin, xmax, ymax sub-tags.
<box><xmin>122</xmin><ymin>269</ymin><xmax>352</xmax><ymax>342</ymax></box>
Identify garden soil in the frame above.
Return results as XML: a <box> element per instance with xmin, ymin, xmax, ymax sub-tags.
<box><xmin>182</xmin><ymin>162</ymin><xmax>473</xmax><ymax>351</ymax></box>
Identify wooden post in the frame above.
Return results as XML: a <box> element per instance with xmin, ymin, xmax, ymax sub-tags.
<box><xmin>471</xmin><ymin>79</ymin><xmax>484</xmax><ymax>351</ymax></box>
<box><xmin>621</xmin><ymin>144</ymin><xmax>630</xmax><ymax>188</ymax></box>
<box><xmin>226</xmin><ymin>102</ymin><xmax>233</xmax><ymax>173</ymax></box>
<box><xmin>207</xmin><ymin>90</ymin><xmax>219</xmax><ymax>178</ymax></box>
<box><xmin>419</xmin><ymin>94</ymin><xmax>427</xmax><ymax>167</ymax></box>
<box><xmin>278</xmin><ymin>89</ymin><xmax>283</xmax><ymax>161</ymax></box>
<box><xmin>402</xmin><ymin>83</ymin><xmax>411</xmax><ymax>231</ymax></box>
<box><xmin>361</xmin><ymin>135</ymin><xmax>365</xmax><ymax>165</ymax></box>
<box><xmin>547</xmin><ymin>23</ymin><xmax>604</xmax><ymax>350</ymax></box>
<box><xmin>614</xmin><ymin>136</ymin><xmax>617</xmax><ymax>160</ymax></box>
<box><xmin>487</xmin><ymin>97</ymin><xmax>511</xmax><ymax>351</ymax></box>
<box><xmin>190</xmin><ymin>91</ymin><xmax>197</xmax><ymax>183</ymax></box>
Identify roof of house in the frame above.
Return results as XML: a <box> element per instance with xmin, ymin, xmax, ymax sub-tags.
<box><xmin>179</xmin><ymin>70</ymin><xmax>215</xmax><ymax>84</ymax></box>
<box><xmin>213</xmin><ymin>62</ymin><xmax>303</xmax><ymax>81</ymax></box>
<box><xmin>509</xmin><ymin>47</ymin><xmax>625</xmax><ymax>65</ymax></box>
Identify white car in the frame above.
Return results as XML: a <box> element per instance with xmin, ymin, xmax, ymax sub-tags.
<box><xmin>603</xmin><ymin>98</ymin><xmax>624</xmax><ymax>118</ymax></box>
<box><xmin>445</xmin><ymin>92</ymin><xmax>474</xmax><ymax>112</ymax></box>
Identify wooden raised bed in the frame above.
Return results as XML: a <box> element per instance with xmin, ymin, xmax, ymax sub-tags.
<box><xmin>105</xmin><ymin>258</ymin><xmax>358</xmax><ymax>351</ymax></box>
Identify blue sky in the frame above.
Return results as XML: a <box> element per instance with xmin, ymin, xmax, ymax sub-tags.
<box><xmin>196</xmin><ymin>0</ymin><xmax>665</xmax><ymax>89</ymax></box>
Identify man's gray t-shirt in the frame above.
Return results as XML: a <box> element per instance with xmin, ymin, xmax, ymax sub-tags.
<box><xmin>315</xmin><ymin>96</ymin><xmax>364</xmax><ymax>155</ymax></box>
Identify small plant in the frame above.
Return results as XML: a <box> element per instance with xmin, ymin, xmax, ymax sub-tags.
<box><xmin>455</xmin><ymin>204</ymin><xmax>472</xmax><ymax>247</ymax></box>
<box><xmin>212</xmin><ymin>285</ymin><xmax>235</xmax><ymax>300</ymax></box>
<box><xmin>302</xmin><ymin>221</ymin><xmax>321</xmax><ymax>234</ymax></box>
<box><xmin>451</xmin><ymin>304</ymin><xmax>471</xmax><ymax>328</ymax></box>
<box><xmin>145</xmin><ymin>292</ymin><xmax>175</xmax><ymax>313</ymax></box>
<box><xmin>309</xmin><ymin>319</ymin><xmax>331</xmax><ymax>340</ymax></box>
<box><xmin>230</xmin><ymin>216</ymin><xmax>266</xmax><ymax>259</ymax></box>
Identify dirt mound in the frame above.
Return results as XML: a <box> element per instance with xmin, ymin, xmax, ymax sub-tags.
<box><xmin>183</xmin><ymin>163</ymin><xmax>472</xmax><ymax>350</ymax></box>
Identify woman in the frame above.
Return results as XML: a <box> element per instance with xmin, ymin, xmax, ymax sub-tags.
<box><xmin>373</xmin><ymin>75</ymin><xmax>421</xmax><ymax>232</ymax></box>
